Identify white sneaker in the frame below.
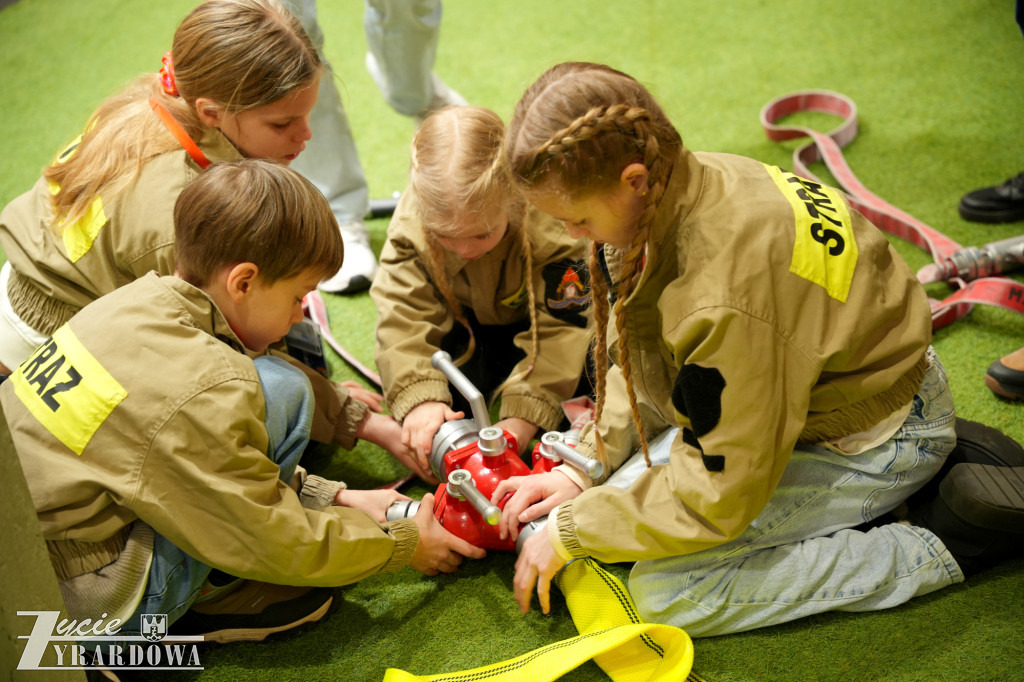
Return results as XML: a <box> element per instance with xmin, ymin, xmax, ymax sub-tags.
<box><xmin>319</xmin><ymin>221</ymin><xmax>378</xmax><ymax>294</ymax></box>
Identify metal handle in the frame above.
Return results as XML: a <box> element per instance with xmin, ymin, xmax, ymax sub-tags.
<box><xmin>539</xmin><ymin>431</ymin><xmax>604</xmax><ymax>479</ymax></box>
<box><xmin>431</xmin><ymin>351</ymin><xmax>492</xmax><ymax>429</ymax></box>
<box><xmin>447</xmin><ymin>469</ymin><xmax>501</xmax><ymax>526</ymax></box>
<box><xmin>385</xmin><ymin>499</ymin><xmax>421</xmax><ymax>522</ymax></box>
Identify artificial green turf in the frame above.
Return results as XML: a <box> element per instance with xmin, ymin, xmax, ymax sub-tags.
<box><xmin>2</xmin><ymin>1</ymin><xmax>1023</xmax><ymax>680</ymax></box>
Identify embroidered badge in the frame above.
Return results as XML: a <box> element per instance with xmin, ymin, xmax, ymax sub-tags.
<box><xmin>542</xmin><ymin>259</ymin><xmax>591</xmax><ymax>328</ymax></box>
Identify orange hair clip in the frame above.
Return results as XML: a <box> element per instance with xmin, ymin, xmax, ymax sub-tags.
<box><xmin>158</xmin><ymin>51</ymin><xmax>178</xmax><ymax>96</ymax></box>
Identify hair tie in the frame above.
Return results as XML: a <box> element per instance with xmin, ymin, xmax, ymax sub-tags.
<box><xmin>159</xmin><ymin>51</ymin><xmax>179</xmax><ymax>96</ymax></box>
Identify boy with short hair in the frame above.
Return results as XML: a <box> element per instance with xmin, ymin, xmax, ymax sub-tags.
<box><xmin>0</xmin><ymin>159</ymin><xmax>483</xmax><ymax>646</ymax></box>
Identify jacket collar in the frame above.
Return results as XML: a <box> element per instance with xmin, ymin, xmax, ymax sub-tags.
<box><xmin>157</xmin><ymin>274</ymin><xmax>248</xmax><ymax>353</ymax></box>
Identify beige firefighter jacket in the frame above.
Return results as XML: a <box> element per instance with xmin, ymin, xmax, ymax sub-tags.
<box><xmin>0</xmin><ymin>273</ymin><xmax>418</xmax><ymax>618</ymax></box>
<box><xmin>553</xmin><ymin>148</ymin><xmax>932</xmax><ymax>563</ymax></box>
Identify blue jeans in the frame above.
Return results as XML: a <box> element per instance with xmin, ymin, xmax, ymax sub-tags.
<box><xmin>626</xmin><ymin>349</ymin><xmax>960</xmax><ymax>636</ymax></box>
<box><xmin>116</xmin><ymin>356</ymin><xmax>315</xmax><ymax>637</ymax></box>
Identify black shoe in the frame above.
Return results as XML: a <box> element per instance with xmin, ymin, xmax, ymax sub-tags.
<box><xmin>171</xmin><ymin>580</ymin><xmax>333</xmax><ymax>644</ymax></box>
<box><xmin>906</xmin><ymin>418</ymin><xmax>1024</xmax><ymax>510</ymax></box>
<box><xmin>367</xmin><ymin>195</ymin><xmax>400</xmax><ymax>219</ymax></box>
<box><xmin>986</xmin><ymin>346</ymin><xmax>1024</xmax><ymax>400</ymax></box>
<box><xmin>912</xmin><ymin>464</ymin><xmax>1024</xmax><ymax>576</ymax></box>
<box><xmin>958</xmin><ymin>170</ymin><xmax>1024</xmax><ymax>223</ymax></box>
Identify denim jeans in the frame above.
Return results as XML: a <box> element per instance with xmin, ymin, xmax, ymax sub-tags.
<box><xmin>625</xmin><ymin>349</ymin><xmax>960</xmax><ymax>636</ymax></box>
<box><xmin>115</xmin><ymin>356</ymin><xmax>315</xmax><ymax>637</ymax></box>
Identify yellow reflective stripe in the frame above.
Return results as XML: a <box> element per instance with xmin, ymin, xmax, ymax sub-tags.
<box><xmin>765</xmin><ymin>164</ymin><xmax>858</xmax><ymax>302</ymax></box>
<box><xmin>48</xmin><ymin>134</ymin><xmax>108</xmax><ymax>263</ymax></box>
<box><xmin>11</xmin><ymin>326</ymin><xmax>127</xmax><ymax>455</ymax></box>
<box><xmin>383</xmin><ymin>558</ymin><xmax>699</xmax><ymax>682</ymax></box>
<box><xmin>59</xmin><ymin>194</ymin><xmax>108</xmax><ymax>263</ymax></box>
<box><xmin>500</xmin><ymin>275</ymin><xmax>528</xmax><ymax>308</ymax></box>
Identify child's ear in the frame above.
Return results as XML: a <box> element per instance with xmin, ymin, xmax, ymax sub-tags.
<box><xmin>621</xmin><ymin>162</ymin><xmax>650</xmax><ymax>195</ymax></box>
<box><xmin>224</xmin><ymin>262</ymin><xmax>260</xmax><ymax>303</ymax></box>
<box><xmin>195</xmin><ymin>98</ymin><xmax>224</xmax><ymax>128</ymax></box>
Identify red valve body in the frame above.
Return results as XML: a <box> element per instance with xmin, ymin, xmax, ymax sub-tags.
<box><xmin>429</xmin><ymin>432</ymin><xmax>570</xmax><ymax>551</ymax></box>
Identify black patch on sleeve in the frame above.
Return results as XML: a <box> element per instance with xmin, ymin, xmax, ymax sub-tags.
<box><xmin>681</xmin><ymin>427</ymin><xmax>703</xmax><ymax>452</ymax></box>
<box><xmin>673</xmin><ymin>364</ymin><xmax>727</xmax><ymax>472</ymax></box>
<box><xmin>671</xmin><ymin>364</ymin><xmax>725</xmax><ymax>437</ymax></box>
<box><xmin>701</xmin><ymin>454</ymin><xmax>726</xmax><ymax>472</ymax></box>
<box><xmin>542</xmin><ymin>258</ymin><xmax>592</xmax><ymax>328</ymax></box>
<box><xmin>683</xmin><ymin>426</ymin><xmax>726</xmax><ymax>473</ymax></box>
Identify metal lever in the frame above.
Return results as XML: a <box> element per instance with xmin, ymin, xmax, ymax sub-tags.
<box><xmin>539</xmin><ymin>431</ymin><xmax>604</xmax><ymax>479</ymax></box>
<box><xmin>447</xmin><ymin>469</ymin><xmax>501</xmax><ymax>526</ymax></box>
<box><xmin>431</xmin><ymin>350</ymin><xmax>492</xmax><ymax>429</ymax></box>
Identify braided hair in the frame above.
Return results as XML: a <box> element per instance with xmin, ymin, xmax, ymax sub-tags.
<box><xmin>506</xmin><ymin>62</ymin><xmax>682</xmax><ymax>467</ymax></box>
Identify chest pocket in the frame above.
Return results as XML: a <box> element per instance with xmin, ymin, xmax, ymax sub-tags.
<box><xmin>11</xmin><ymin>325</ymin><xmax>127</xmax><ymax>455</ymax></box>
<box><xmin>765</xmin><ymin>164</ymin><xmax>858</xmax><ymax>302</ymax></box>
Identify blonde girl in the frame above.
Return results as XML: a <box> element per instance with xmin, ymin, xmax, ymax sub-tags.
<box><xmin>370</xmin><ymin>106</ymin><xmax>593</xmax><ymax>471</ymax></box>
<box><xmin>0</xmin><ymin>0</ymin><xmax>320</xmax><ymax>374</ymax></box>
<box><xmin>499</xmin><ymin>62</ymin><xmax>1022</xmax><ymax>637</ymax></box>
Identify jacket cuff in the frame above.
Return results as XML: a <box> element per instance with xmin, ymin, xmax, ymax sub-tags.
<box><xmin>390</xmin><ymin>378</ymin><xmax>451</xmax><ymax>422</ymax></box>
<box><xmin>298</xmin><ymin>474</ymin><xmax>346</xmax><ymax>511</ymax></box>
<box><xmin>378</xmin><ymin>518</ymin><xmax>419</xmax><ymax>572</ymax></box>
<box><xmin>498</xmin><ymin>393</ymin><xmax>563</xmax><ymax>432</ymax></box>
<box><xmin>546</xmin><ymin>504</ymin><xmax>576</xmax><ymax>563</ymax></box>
<box><xmin>552</xmin><ymin>464</ymin><xmax>594</xmax><ymax>492</ymax></box>
<box><xmin>553</xmin><ymin>499</ymin><xmax>588</xmax><ymax>558</ymax></box>
<box><xmin>333</xmin><ymin>398</ymin><xmax>368</xmax><ymax>450</ymax></box>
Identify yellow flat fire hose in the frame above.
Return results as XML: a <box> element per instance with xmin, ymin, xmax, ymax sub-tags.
<box><xmin>382</xmin><ymin>558</ymin><xmax>703</xmax><ymax>682</ymax></box>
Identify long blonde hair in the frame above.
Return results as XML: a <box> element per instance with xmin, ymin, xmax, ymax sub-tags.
<box><xmin>410</xmin><ymin>106</ymin><xmax>539</xmax><ymax>397</ymax></box>
<box><xmin>44</xmin><ymin>0</ymin><xmax>320</xmax><ymax>231</ymax></box>
<box><xmin>506</xmin><ymin>62</ymin><xmax>682</xmax><ymax>468</ymax></box>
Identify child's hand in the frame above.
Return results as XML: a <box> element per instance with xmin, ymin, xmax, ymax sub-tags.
<box><xmin>402</xmin><ymin>402</ymin><xmax>464</xmax><ymax>470</ymax></box>
<box><xmin>410</xmin><ymin>493</ymin><xmax>486</xmax><ymax>575</ymax></box>
<box><xmin>494</xmin><ymin>417</ymin><xmax>539</xmax><ymax>454</ymax></box>
<box><xmin>336</xmin><ymin>488</ymin><xmax>410</xmax><ymax>523</ymax></box>
<box><xmin>490</xmin><ymin>471</ymin><xmax>583</xmax><ymax>541</ymax></box>
<box><xmin>340</xmin><ymin>381</ymin><xmax>385</xmax><ymax>412</ymax></box>
<box><xmin>358</xmin><ymin>412</ymin><xmax>438</xmax><ymax>484</ymax></box>
<box><xmin>513</xmin><ymin>527</ymin><xmax>567</xmax><ymax>615</ymax></box>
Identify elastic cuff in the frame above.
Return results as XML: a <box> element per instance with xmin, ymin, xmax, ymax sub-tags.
<box><xmin>552</xmin><ymin>464</ymin><xmax>593</xmax><ymax>491</ymax></box>
<box><xmin>334</xmin><ymin>397</ymin><xmax>369</xmax><ymax>450</ymax></box>
<box><xmin>554</xmin><ymin>499</ymin><xmax>588</xmax><ymax>558</ymax></box>
<box><xmin>498</xmin><ymin>393</ymin><xmax>563</xmax><ymax>432</ymax></box>
<box><xmin>379</xmin><ymin>518</ymin><xmax>419</xmax><ymax>572</ymax></box>
<box><xmin>547</xmin><ymin>504</ymin><xmax>576</xmax><ymax>563</ymax></box>
<box><xmin>299</xmin><ymin>474</ymin><xmax>346</xmax><ymax>511</ymax></box>
<box><xmin>390</xmin><ymin>378</ymin><xmax>451</xmax><ymax>422</ymax></box>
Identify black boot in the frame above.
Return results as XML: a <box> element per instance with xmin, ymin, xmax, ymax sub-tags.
<box><xmin>912</xmin><ymin>464</ymin><xmax>1024</xmax><ymax>576</ymax></box>
<box><xmin>906</xmin><ymin>418</ymin><xmax>1024</xmax><ymax>510</ymax></box>
<box><xmin>958</xmin><ymin>170</ymin><xmax>1024</xmax><ymax>223</ymax></box>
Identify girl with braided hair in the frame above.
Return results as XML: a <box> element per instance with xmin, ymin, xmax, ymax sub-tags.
<box><xmin>503</xmin><ymin>62</ymin><xmax>1023</xmax><ymax>636</ymax></box>
<box><xmin>370</xmin><ymin>105</ymin><xmax>593</xmax><ymax>472</ymax></box>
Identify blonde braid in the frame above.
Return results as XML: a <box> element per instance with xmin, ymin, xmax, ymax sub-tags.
<box><xmin>587</xmin><ymin>242</ymin><xmax>612</xmax><ymax>470</ymax></box>
<box><xmin>608</xmin><ymin>116</ymin><xmax>670</xmax><ymax>466</ymax></box>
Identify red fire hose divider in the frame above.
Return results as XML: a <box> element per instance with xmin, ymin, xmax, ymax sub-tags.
<box><xmin>760</xmin><ymin>90</ymin><xmax>1024</xmax><ymax>330</ymax></box>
